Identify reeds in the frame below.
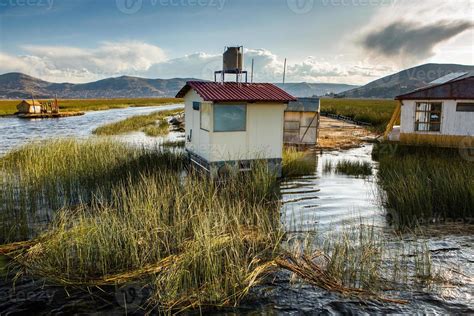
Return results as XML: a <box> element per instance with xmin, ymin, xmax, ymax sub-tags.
<box><xmin>282</xmin><ymin>148</ymin><xmax>316</xmax><ymax>177</ymax></box>
<box><xmin>9</xmin><ymin>160</ymin><xmax>282</xmax><ymax>310</ymax></box>
<box><xmin>0</xmin><ymin>139</ymin><xmax>441</xmax><ymax>312</ymax></box>
<box><xmin>334</xmin><ymin>160</ymin><xmax>372</xmax><ymax>177</ymax></box>
<box><xmin>0</xmin><ymin>139</ymin><xmax>185</xmax><ymax>242</ymax></box>
<box><xmin>374</xmin><ymin>143</ymin><xmax>474</xmax><ymax>229</ymax></box>
<box><xmin>93</xmin><ymin>109</ymin><xmax>182</xmax><ymax>136</ymax></box>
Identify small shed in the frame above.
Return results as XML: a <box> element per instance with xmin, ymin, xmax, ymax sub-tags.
<box><xmin>176</xmin><ymin>81</ymin><xmax>297</xmax><ymax>177</ymax></box>
<box><xmin>284</xmin><ymin>97</ymin><xmax>320</xmax><ymax>146</ymax></box>
<box><xmin>16</xmin><ymin>100</ymin><xmax>42</xmax><ymax>114</ymax></box>
<box><xmin>385</xmin><ymin>72</ymin><xmax>474</xmax><ymax>147</ymax></box>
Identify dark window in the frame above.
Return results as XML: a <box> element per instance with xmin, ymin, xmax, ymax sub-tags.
<box><xmin>415</xmin><ymin>102</ymin><xmax>442</xmax><ymax>132</ymax></box>
<box><xmin>456</xmin><ymin>103</ymin><xmax>474</xmax><ymax>112</ymax></box>
<box><xmin>213</xmin><ymin>104</ymin><xmax>246</xmax><ymax>132</ymax></box>
<box><xmin>193</xmin><ymin>101</ymin><xmax>200</xmax><ymax>111</ymax></box>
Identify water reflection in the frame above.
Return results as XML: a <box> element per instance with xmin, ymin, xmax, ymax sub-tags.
<box><xmin>282</xmin><ymin>145</ymin><xmax>384</xmax><ymax>233</ymax></box>
<box><xmin>0</xmin><ymin>104</ymin><xmax>184</xmax><ymax>155</ymax></box>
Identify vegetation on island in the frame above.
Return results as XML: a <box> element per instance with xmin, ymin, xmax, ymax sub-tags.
<box><xmin>0</xmin><ymin>139</ymin><xmax>439</xmax><ymax>313</ymax></box>
<box><xmin>92</xmin><ymin>109</ymin><xmax>183</xmax><ymax>136</ymax></box>
<box><xmin>0</xmin><ymin>98</ymin><xmax>182</xmax><ymax>116</ymax></box>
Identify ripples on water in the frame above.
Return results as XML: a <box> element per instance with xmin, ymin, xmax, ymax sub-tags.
<box><xmin>282</xmin><ymin>145</ymin><xmax>383</xmax><ymax>233</ymax></box>
<box><xmin>0</xmin><ymin>108</ymin><xmax>472</xmax><ymax>314</ymax></box>
<box><xmin>0</xmin><ymin>104</ymin><xmax>185</xmax><ymax>155</ymax></box>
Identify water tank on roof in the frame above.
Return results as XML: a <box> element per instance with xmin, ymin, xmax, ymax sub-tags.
<box><xmin>223</xmin><ymin>46</ymin><xmax>243</xmax><ymax>73</ymax></box>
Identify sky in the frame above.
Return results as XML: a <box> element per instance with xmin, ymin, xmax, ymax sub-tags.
<box><xmin>0</xmin><ymin>0</ymin><xmax>472</xmax><ymax>85</ymax></box>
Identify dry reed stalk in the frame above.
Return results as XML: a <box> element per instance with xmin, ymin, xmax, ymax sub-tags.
<box><xmin>275</xmin><ymin>252</ymin><xmax>408</xmax><ymax>304</ymax></box>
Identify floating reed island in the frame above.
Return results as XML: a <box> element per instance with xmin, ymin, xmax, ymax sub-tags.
<box><xmin>0</xmin><ymin>139</ymin><xmax>446</xmax><ymax>313</ymax></box>
<box><xmin>17</xmin><ymin>111</ymin><xmax>85</xmax><ymax>118</ymax></box>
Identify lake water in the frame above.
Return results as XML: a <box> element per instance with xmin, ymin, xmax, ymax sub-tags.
<box><xmin>0</xmin><ymin>107</ymin><xmax>472</xmax><ymax>314</ymax></box>
<box><xmin>0</xmin><ymin>104</ymin><xmax>184</xmax><ymax>156</ymax></box>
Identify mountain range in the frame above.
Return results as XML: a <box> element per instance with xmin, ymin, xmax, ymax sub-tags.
<box><xmin>0</xmin><ymin>73</ymin><xmax>356</xmax><ymax>99</ymax></box>
<box><xmin>337</xmin><ymin>63</ymin><xmax>474</xmax><ymax>99</ymax></box>
<box><xmin>1</xmin><ymin>63</ymin><xmax>473</xmax><ymax>100</ymax></box>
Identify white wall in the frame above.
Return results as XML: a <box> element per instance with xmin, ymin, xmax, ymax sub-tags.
<box><xmin>184</xmin><ymin>89</ymin><xmax>286</xmax><ymax>162</ymax></box>
<box><xmin>400</xmin><ymin>99</ymin><xmax>474</xmax><ymax>136</ymax></box>
<box><xmin>184</xmin><ymin>90</ymin><xmax>211</xmax><ymax>160</ymax></box>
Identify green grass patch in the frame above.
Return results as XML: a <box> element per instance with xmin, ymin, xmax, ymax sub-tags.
<box><xmin>321</xmin><ymin>98</ymin><xmax>397</xmax><ymax>133</ymax></box>
<box><xmin>282</xmin><ymin>148</ymin><xmax>316</xmax><ymax>177</ymax></box>
<box><xmin>0</xmin><ymin>98</ymin><xmax>182</xmax><ymax>116</ymax></box>
<box><xmin>93</xmin><ymin>109</ymin><xmax>181</xmax><ymax>136</ymax></box>
<box><xmin>374</xmin><ymin>143</ymin><xmax>474</xmax><ymax>229</ymax></box>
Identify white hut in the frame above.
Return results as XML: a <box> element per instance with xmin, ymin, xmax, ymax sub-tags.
<box><xmin>386</xmin><ymin>72</ymin><xmax>474</xmax><ymax>147</ymax></box>
<box><xmin>176</xmin><ymin>81</ymin><xmax>296</xmax><ymax>177</ymax></box>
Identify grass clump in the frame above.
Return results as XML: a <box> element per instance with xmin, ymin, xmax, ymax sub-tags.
<box><xmin>9</xmin><ymin>159</ymin><xmax>282</xmax><ymax>311</ymax></box>
<box><xmin>321</xmin><ymin>98</ymin><xmax>397</xmax><ymax>133</ymax></box>
<box><xmin>280</xmin><ymin>225</ymin><xmax>435</xmax><ymax>302</ymax></box>
<box><xmin>282</xmin><ymin>148</ymin><xmax>316</xmax><ymax>177</ymax></box>
<box><xmin>0</xmin><ymin>139</ymin><xmax>184</xmax><ymax>243</ymax></box>
<box><xmin>93</xmin><ymin>109</ymin><xmax>181</xmax><ymax>136</ymax></box>
<box><xmin>334</xmin><ymin>160</ymin><xmax>372</xmax><ymax>177</ymax></box>
<box><xmin>0</xmin><ymin>98</ymin><xmax>182</xmax><ymax>116</ymax></box>
<box><xmin>323</xmin><ymin>160</ymin><xmax>333</xmax><ymax>174</ymax></box>
<box><xmin>374</xmin><ymin>143</ymin><xmax>474</xmax><ymax>229</ymax></box>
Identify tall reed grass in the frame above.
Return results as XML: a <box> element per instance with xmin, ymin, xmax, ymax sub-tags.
<box><xmin>0</xmin><ymin>139</ymin><xmax>184</xmax><ymax>242</ymax></box>
<box><xmin>282</xmin><ymin>148</ymin><xmax>316</xmax><ymax>177</ymax></box>
<box><xmin>335</xmin><ymin>160</ymin><xmax>372</xmax><ymax>177</ymax></box>
<box><xmin>12</xmin><ymin>161</ymin><xmax>282</xmax><ymax>310</ymax></box>
<box><xmin>374</xmin><ymin>143</ymin><xmax>474</xmax><ymax>229</ymax></box>
<box><xmin>0</xmin><ymin>139</ymin><xmax>439</xmax><ymax>312</ymax></box>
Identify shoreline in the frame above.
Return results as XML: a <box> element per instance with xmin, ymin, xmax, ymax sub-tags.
<box><xmin>0</xmin><ymin>98</ymin><xmax>184</xmax><ymax>117</ymax></box>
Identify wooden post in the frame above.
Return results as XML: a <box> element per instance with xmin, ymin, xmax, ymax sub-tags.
<box><xmin>384</xmin><ymin>100</ymin><xmax>402</xmax><ymax>140</ymax></box>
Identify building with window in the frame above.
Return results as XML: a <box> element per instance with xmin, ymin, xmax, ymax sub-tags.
<box><xmin>176</xmin><ymin>81</ymin><xmax>297</xmax><ymax>177</ymax></box>
<box><xmin>386</xmin><ymin>72</ymin><xmax>474</xmax><ymax>147</ymax></box>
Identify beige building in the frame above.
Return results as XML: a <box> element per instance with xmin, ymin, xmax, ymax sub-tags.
<box><xmin>176</xmin><ymin>81</ymin><xmax>296</xmax><ymax>177</ymax></box>
<box><xmin>16</xmin><ymin>100</ymin><xmax>43</xmax><ymax>114</ymax></box>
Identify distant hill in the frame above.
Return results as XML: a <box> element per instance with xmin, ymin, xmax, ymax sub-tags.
<box><xmin>337</xmin><ymin>63</ymin><xmax>474</xmax><ymax>99</ymax></box>
<box><xmin>0</xmin><ymin>73</ymin><xmax>356</xmax><ymax>99</ymax></box>
<box><xmin>0</xmin><ymin>73</ymin><xmax>198</xmax><ymax>99</ymax></box>
<box><xmin>275</xmin><ymin>82</ymin><xmax>357</xmax><ymax>97</ymax></box>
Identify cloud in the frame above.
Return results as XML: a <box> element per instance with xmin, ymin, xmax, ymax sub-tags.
<box><xmin>361</xmin><ymin>20</ymin><xmax>473</xmax><ymax>62</ymax></box>
<box><xmin>0</xmin><ymin>41</ymin><xmax>167</xmax><ymax>83</ymax></box>
<box><xmin>0</xmin><ymin>42</ymin><xmax>393</xmax><ymax>85</ymax></box>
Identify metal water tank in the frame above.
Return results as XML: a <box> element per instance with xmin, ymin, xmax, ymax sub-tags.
<box><xmin>223</xmin><ymin>46</ymin><xmax>243</xmax><ymax>72</ymax></box>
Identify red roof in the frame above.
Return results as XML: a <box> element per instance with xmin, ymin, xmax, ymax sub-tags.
<box><xmin>176</xmin><ymin>81</ymin><xmax>296</xmax><ymax>102</ymax></box>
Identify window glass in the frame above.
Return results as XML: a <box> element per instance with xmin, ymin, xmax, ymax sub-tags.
<box><xmin>456</xmin><ymin>103</ymin><xmax>474</xmax><ymax>112</ymax></box>
<box><xmin>200</xmin><ymin>102</ymin><xmax>211</xmax><ymax>131</ymax></box>
<box><xmin>415</xmin><ymin>102</ymin><xmax>442</xmax><ymax>132</ymax></box>
<box><xmin>193</xmin><ymin>102</ymin><xmax>200</xmax><ymax>111</ymax></box>
<box><xmin>213</xmin><ymin>104</ymin><xmax>246</xmax><ymax>132</ymax></box>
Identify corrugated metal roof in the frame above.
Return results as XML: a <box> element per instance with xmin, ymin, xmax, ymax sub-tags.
<box><xmin>176</xmin><ymin>81</ymin><xmax>297</xmax><ymax>102</ymax></box>
<box><xmin>396</xmin><ymin>72</ymin><xmax>474</xmax><ymax>100</ymax></box>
